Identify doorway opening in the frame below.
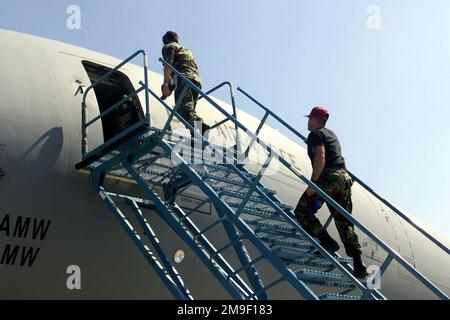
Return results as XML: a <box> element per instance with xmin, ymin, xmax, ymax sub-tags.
<box><xmin>82</xmin><ymin>60</ymin><xmax>144</xmax><ymax>142</ymax></box>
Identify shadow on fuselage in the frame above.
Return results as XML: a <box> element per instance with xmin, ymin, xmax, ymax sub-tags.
<box><xmin>20</xmin><ymin>127</ymin><xmax>63</xmax><ymax>173</ymax></box>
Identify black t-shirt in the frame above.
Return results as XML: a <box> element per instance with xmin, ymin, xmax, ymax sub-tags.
<box><xmin>307</xmin><ymin>127</ymin><xmax>346</xmax><ymax>170</ymax></box>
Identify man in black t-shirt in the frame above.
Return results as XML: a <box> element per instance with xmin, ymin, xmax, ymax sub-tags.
<box><xmin>294</xmin><ymin>106</ymin><xmax>368</xmax><ymax>279</ymax></box>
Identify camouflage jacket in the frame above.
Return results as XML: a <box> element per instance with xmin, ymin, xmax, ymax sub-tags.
<box><xmin>162</xmin><ymin>42</ymin><xmax>201</xmax><ymax>84</ymax></box>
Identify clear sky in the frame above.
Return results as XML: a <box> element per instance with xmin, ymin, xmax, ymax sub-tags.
<box><xmin>1</xmin><ymin>0</ymin><xmax>449</xmax><ymax>239</ymax></box>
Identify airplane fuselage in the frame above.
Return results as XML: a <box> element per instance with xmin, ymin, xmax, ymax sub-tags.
<box><xmin>0</xmin><ymin>29</ymin><xmax>449</xmax><ymax>299</ymax></box>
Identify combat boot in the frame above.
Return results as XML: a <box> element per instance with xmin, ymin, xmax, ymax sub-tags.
<box><xmin>352</xmin><ymin>254</ymin><xmax>369</xmax><ymax>279</ymax></box>
<box><xmin>317</xmin><ymin>230</ymin><xmax>340</xmax><ymax>254</ymax></box>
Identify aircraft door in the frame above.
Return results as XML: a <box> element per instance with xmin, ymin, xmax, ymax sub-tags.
<box><xmin>81</xmin><ymin>60</ymin><xmax>144</xmax><ymax>143</ymax></box>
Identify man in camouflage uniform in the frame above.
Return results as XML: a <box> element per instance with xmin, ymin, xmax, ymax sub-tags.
<box><xmin>160</xmin><ymin>31</ymin><xmax>210</xmax><ymax>204</ymax></box>
<box><xmin>294</xmin><ymin>106</ymin><xmax>368</xmax><ymax>278</ymax></box>
<box><xmin>161</xmin><ymin>31</ymin><xmax>209</xmax><ymax>136</ymax></box>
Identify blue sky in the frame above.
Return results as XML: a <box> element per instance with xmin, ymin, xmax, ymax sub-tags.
<box><xmin>1</xmin><ymin>0</ymin><xmax>449</xmax><ymax>239</ymax></box>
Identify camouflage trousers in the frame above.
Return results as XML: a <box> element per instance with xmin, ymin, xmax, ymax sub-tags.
<box><xmin>294</xmin><ymin>168</ymin><xmax>362</xmax><ymax>257</ymax></box>
<box><xmin>174</xmin><ymin>78</ymin><xmax>203</xmax><ymax>129</ymax></box>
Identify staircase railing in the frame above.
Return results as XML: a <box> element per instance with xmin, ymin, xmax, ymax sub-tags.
<box><xmin>142</xmin><ymin>74</ymin><xmax>378</xmax><ymax>299</ymax></box>
<box><xmin>77</xmin><ymin>49</ymin><xmax>449</xmax><ymax>299</ymax></box>
<box><xmin>155</xmin><ymin>57</ymin><xmax>449</xmax><ymax>300</ymax></box>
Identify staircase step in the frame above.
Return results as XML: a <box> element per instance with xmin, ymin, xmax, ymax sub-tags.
<box><xmin>302</xmin><ymin>278</ymin><xmax>356</xmax><ymax>289</ymax></box>
<box><xmin>282</xmin><ymin>256</ymin><xmax>336</xmax><ymax>269</ymax></box>
<box><xmin>86</xmin><ymin>150</ymin><xmax>121</xmax><ymax>170</ymax></box>
<box><xmin>228</xmin><ymin>205</ymin><xmax>294</xmax><ymax>223</ymax></box>
<box><xmin>277</xmin><ymin>247</ymin><xmax>353</xmax><ymax>265</ymax></box>
<box><xmin>202</xmin><ymin>165</ymin><xmax>260</xmax><ymax>186</ymax></box>
<box><xmin>220</xmin><ymin>190</ymin><xmax>293</xmax><ymax>211</ymax></box>
<box><xmin>164</xmin><ymin>141</ymin><xmax>242</xmax><ymax>166</ymax></box>
<box><xmin>133</xmin><ymin>168</ymin><xmax>175</xmax><ymax>185</ymax></box>
<box><xmin>244</xmin><ymin>219</ymin><xmax>298</xmax><ymax>234</ymax></box>
<box><xmin>201</xmin><ymin>162</ymin><xmax>257</xmax><ymax>178</ymax></box>
<box><xmin>150</xmin><ymin>160</ymin><xmax>175</xmax><ymax>170</ymax></box>
<box><xmin>145</xmin><ymin>160</ymin><xmax>276</xmax><ymax>197</ymax></box>
<box><xmin>240</xmin><ymin>208</ymin><xmax>290</xmax><ymax>223</ymax></box>
<box><xmin>296</xmin><ymin>270</ymin><xmax>355</xmax><ymax>289</ymax></box>
<box><xmin>296</xmin><ymin>268</ymin><xmax>347</xmax><ymax>281</ymax></box>
<box><xmin>255</xmin><ymin>228</ymin><xmax>310</xmax><ymax>247</ymax></box>
<box><xmin>202</xmin><ymin>172</ymin><xmax>276</xmax><ymax>195</ymax></box>
<box><xmin>260</xmin><ymin>236</ymin><xmax>316</xmax><ymax>251</ymax></box>
<box><xmin>156</xmin><ymin>130</ymin><xmax>246</xmax><ymax>169</ymax></box>
<box><xmin>247</xmin><ymin>222</ymin><xmax>308</xmax><ymax>245</ymax></box>
<box><xmin>319</xmin><ymin>293</ymin><xmax>360</xmax><ymax>300</ymax></box>
<box><xmin>163</xmin><ymin>144</ymin><xmax>221</xmax><ymax>165</ymax></box>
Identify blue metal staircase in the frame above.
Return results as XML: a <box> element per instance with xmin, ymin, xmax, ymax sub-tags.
<box><xmin>75</xmin><ymin>50</ymin><xmax>449</xmax><ymax>300</ymax></box>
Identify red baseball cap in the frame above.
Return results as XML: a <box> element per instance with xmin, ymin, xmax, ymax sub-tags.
<box><xmin>305</xmin><ymin>106</ymin><xmax>330</xmax><ymax>119</ymax></box>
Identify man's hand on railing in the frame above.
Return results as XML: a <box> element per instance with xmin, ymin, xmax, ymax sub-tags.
<box><xmin>161</xmin><ymin>78</ymin><xmax>176</xmax><ymax>100</ymax></box>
